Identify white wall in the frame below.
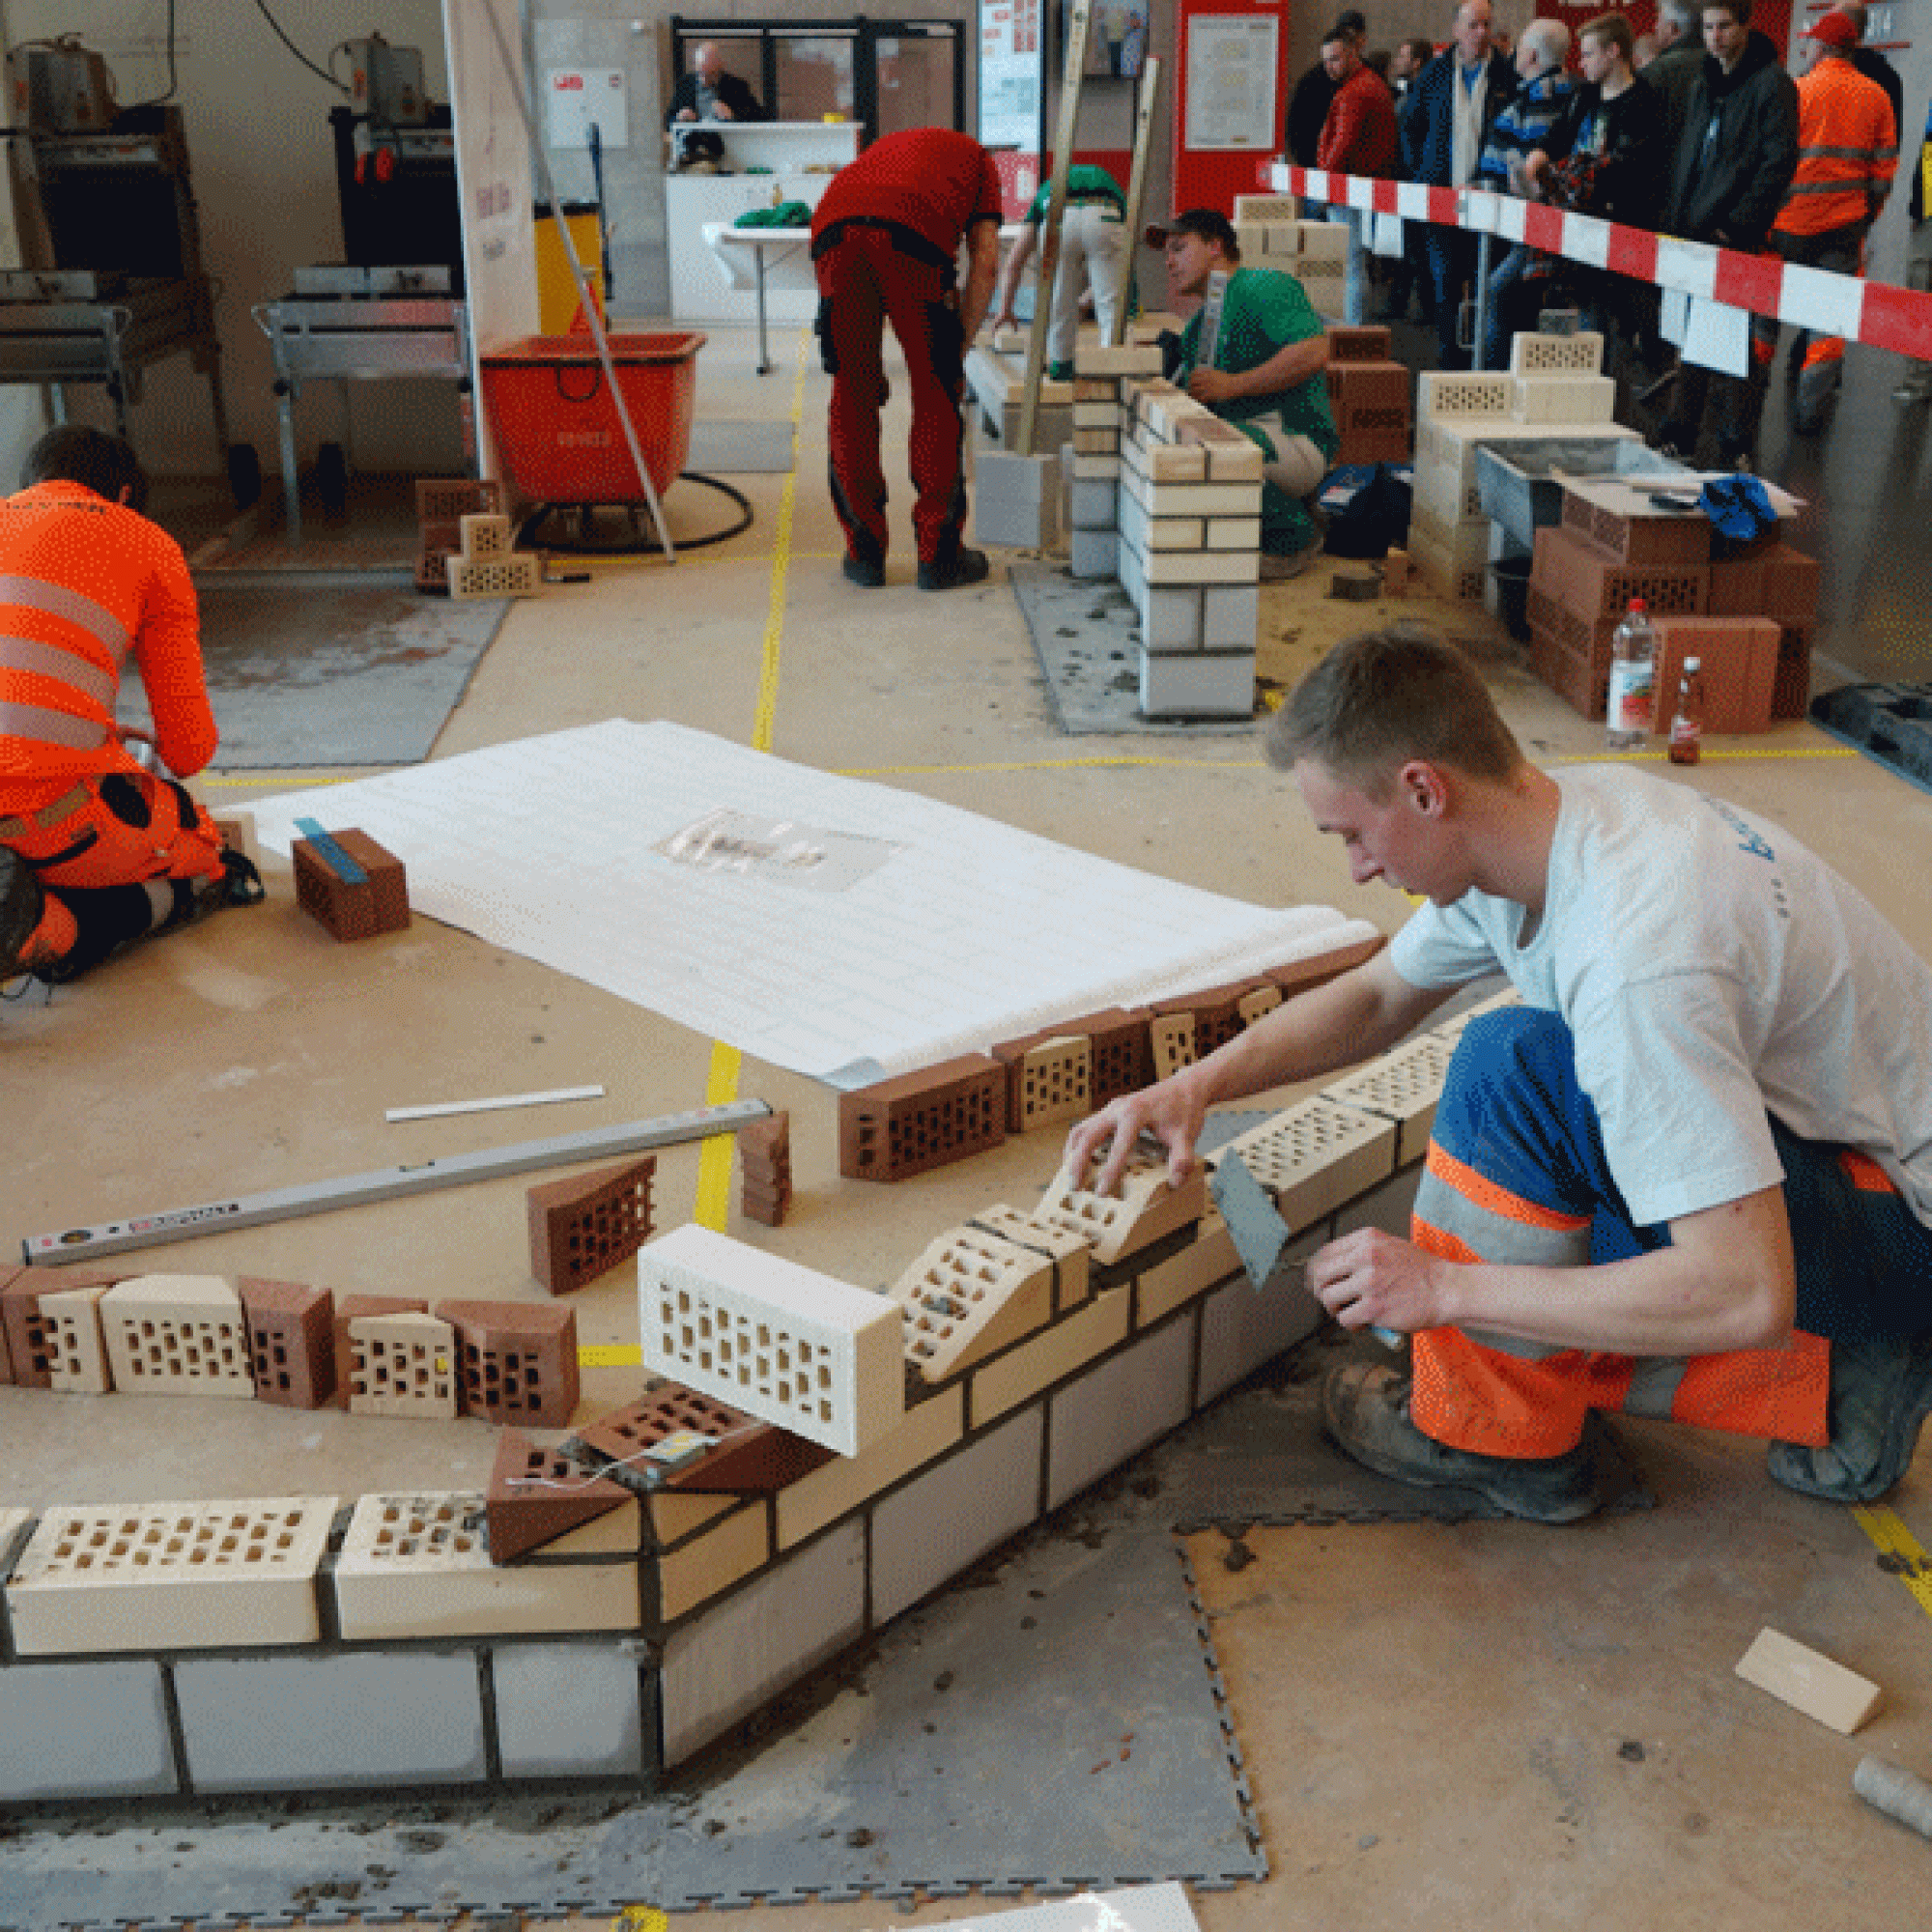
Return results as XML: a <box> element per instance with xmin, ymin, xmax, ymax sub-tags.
<box><xmin>0</xmin><ymin>0</ymin><xmax>459</xmax><ymax>476</ymax></box>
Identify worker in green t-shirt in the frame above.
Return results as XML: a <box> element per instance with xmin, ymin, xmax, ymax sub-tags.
<box><xmin>988</xmin><ymin>164</ymin><xmax>1129</xmax><ymax>381</ymax></box>
<box><xmin>1164</xmin><ymin>208</ymin><xmax>1339</xmax><ymax>577</ymax></box>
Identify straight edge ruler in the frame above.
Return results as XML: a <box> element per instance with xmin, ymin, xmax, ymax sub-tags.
<box><xmin>19</xmin><ymin>1099</ymin><xmax>771</xmax><ymax>1265</ymax></box>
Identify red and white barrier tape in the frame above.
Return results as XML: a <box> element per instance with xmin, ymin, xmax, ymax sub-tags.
<box><xmin>1270</xmin><ymin>163</ymin><xmax>1932</xmax><ymax>361</ymax></box>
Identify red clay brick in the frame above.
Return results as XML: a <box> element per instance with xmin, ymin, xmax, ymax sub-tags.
<box><xmin>2</xmin><ymin>1264</ymin><xmax>130</xmax><ymax>1391</ymax></box>
<box><xmin>239</xmin><ymin>1277</ymin><xmax>336</xmax><ymax>1408</ymax></box>
<box><xmin>1772</xmin><ymin>623</ymin><xmax>1813</xmax><ymax>720</ymax></box>
<box><xmin>487</xmin><ymin>1428</ymin><xmax>633</xmax><ymax>1565</ymax></box>
<box><xmin>293</xmin><ymin>829</ymin><xmax>410</xmax><ymax>942</ymax></box>
<box><xmin>1651</xmin><ymin>618</ymin><xmax>1779</xmax><ymax>735</ymax></box>
<box><xmin>1265</xmin><ymin>933</ymin><xmax>1385</xmax><ymax>996</ymax></box>
<box><xmin>838</xmin><ymin>1053</ymin><xmax>1007</xmax><ymax>1181</ymax></box>
<box><xmin>566</xmin><ymin>1379</ymin><xmax>835</xmax><ymax>1501</ymax></box>
<box><xmin>526</xmin><ymin>1156</ymin><xmax>656</xmax><ymax>1295</ymax></box>
<box><xmin>1532</xmin><ymin>523</ymin><xmax>1708</xmax><ymax>622</ymax></box>
<box><xmin>1560</xmin><ymin>488</ymin><xmax>1711</xmax><ymax>568</ymax></box>
<box><xmin>1325</xmin><ymin>325</ymin><xmax>1395</xmax><ymax>363</ymax></box>
<box><xmin>1708</xmin><ymin>541</ymin><xmax>1821</xmax><ymax>622</ymax></box>
<box><xmin>437</xmin><ymin>1299</ymin><xmax>581</xmax><ymax>1429</ymax></box>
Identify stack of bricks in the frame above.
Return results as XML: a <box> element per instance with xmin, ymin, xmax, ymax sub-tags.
<box><xmin>292</xmin><ymin>825</ymin><xmax>410</xmax><ymax>942</ymax></box>
<box><xmin>1408</xmin><ymin>334</ymin><xmax>1632</xmax><ymax>606</ymax></box>
<box><xmin>1709</xmin><ymin>526</ymin><xmax>1823</xmax><ymax>721</ymax></box>
<box><xmin>445</xmin><ymin>510</ymin><xmax>543</xmax><ymax>601</ymax></box>
<box><xmin>838</xmin><ymin>931</ymin><xmax>1382</xmax><ymax>1182</ymax></box>
<box><xmin>1111</xmin><ymin>371</ymin><xmax>1265</xmax><ymax>718</ymax></box>
<box><xmin>737</xmin><ymin>1111</ymin><xmax>792</xmax><ymax>1227</ymax></box>
<box><xmin>0</xmin><ymin>988</ymin><xmax>1524</xmax><ymax>1805</ymax></box>
<box><xmin>1322</xmin><ymin>325</ymin><xmax>1410</xmax><ymax>469</ymax></box>
<box><xmin>1062</xmin><ymin>340</ymin><xmax>1164</xmax><ymax>581</ymax></box>
<box><xmin>1230</xmin><ymin>196</ymin><xmax>1347</xmax><ymax>320</ymax></box>
<box><xmin>413</xmin><ymin>477</ymin><xmax>501</xmax><ymax>594</ymax></box>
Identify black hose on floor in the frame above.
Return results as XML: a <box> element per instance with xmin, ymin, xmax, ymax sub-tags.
<box><xmin>517</xmin><ymin>473</ymin><xmax>755</xmax><ymax>555</ymax></box>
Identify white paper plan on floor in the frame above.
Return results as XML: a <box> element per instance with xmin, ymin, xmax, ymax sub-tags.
<box><xmin>250</xmin><ymin>720</ymin><xmax>1376</xmax><ymax>1083</ymax></box>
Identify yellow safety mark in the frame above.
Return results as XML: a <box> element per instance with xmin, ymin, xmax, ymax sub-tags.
<box><xmin>1560</xmin><ymin>746</ymin><xmax>1857</xmax><ymax>763</ymax></box>
<box><xmin>611</xmin><ymin>1907</ymin><xmax>669</xmax><ymax>1932</ymax></box>
<box><xmin>580</xmin><ymin>1342</ymin><xmax>643</xmax><ymax>1368</ymax></box>
<box><xmin>1852</xmin><ymin>1504</ymin><xmax>1932</xmax><ymax>1619</ymax></box>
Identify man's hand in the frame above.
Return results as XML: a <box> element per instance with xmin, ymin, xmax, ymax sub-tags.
<box><xmin>715</xmin><ymin>103</ymin><xmax>737</xmax><ymax>120</ymax></box>
<box><xmin>675</xmin><ymin>107</ymin><xmax>697</xmax><ymax>122</ymax></box>
<box><xmin>1307</xmin><ymin>1227</ymin><xmax>1450</xmax><ymax>1335</ymax></box>
<box><xmin>1063</xmin><ymin>1076</ymin><xmax>1207</xmax><ymax>1197</ymax></box>
<box><xmin>1187</xmin><ymin>367</ymin><xmax>1240</xmax><ymax>405</ymax></box>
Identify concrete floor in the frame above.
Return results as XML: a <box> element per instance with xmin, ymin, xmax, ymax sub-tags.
<box><xmin>10</xmin><ymin>319</ymin><xmax>1932</xmax><ymax>1929</ymax></box>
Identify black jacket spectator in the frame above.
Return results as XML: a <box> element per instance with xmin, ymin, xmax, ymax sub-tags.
<box><xmin>665</xmin><ymin>69</ymin><xmax>768</xmax><ymax>128</ymax></box>
<box><xmin>1539</xmin><ymin>71</ymin><xmax>1664</xmax><ymax>227</ymax></box>
<box><xmin>1288</xmin><ymin>63</ymin><xmax>1342</xmax><ymax>165</ymax></box>
<box><xmin>1850</xmin><ymin>44</ymin><xmax>1905</xmax><ymax>135</ymax></box>
<box><xmin>1664</xmin><ymin>30</ymin><xmax>1799</xmax><ymax>248</ymax></box>
<box><xmin>1642</xmin><ymin>38</ymin><xmax>1705</xmax><ymax>160</ymax></box>
<box><xmin>1401</xmin><ymin>45</ymin><xmax>1517</xmax><ymax>185</ymax></box>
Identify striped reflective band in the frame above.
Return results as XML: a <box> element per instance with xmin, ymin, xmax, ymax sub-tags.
<box><xmin>0</xmin><ymin>634</ymin><xmax>116</xmax><ymax>709</ymax></box>
<box><xmin>0</xmin><ymin>699</ymin><xmax>110</xmax><ymax>751</ymax></box>
<box><xmin>0</xmin><ymin>573</ymin><xmax>131</xmax><ymax>664</ymax></box>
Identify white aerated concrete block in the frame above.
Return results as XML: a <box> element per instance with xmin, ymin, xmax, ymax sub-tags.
<box><xmin>6</xmin><ymin>1497</ymin><xmax>336</xmax><ymax>1655</ymax></box>
<box><xmin>1510</xmin><ymin>373</ymin><xmax>1616</xmax><ymax>424</ymax></box>
<box><xmin>1214</xmin><ymin>1096</ymin><xmax>1398</xmax><ymax>1235</ymax></box>
<box><xmin>0</xmin><ymin>1661</ymin><xmax>179</xmax><ymax>1799</ymax></box>
<box><xmin>775</xmin><ymin>1385</ymin><xmax>963</xmax><ymax>1548</ymax></box>
<box><xmin>639</xmin><ymin>1223</ymin><xmax>904</xmax><ymax>1458</ymax></box>
<box><xmin>1201</xmin><ymin>583</ymin><xmax>1260</xmax><ymax>648</ymax></box>
<box><xmin>1331</xmin><ymin>1161</ymin><xmax>1425</xmax><ymax>1240</ymax></box>
<box><xmin>1322</xmin><ymin>1032</ymin><xmax>1457</xmax><ymax>1166</ymax></box>
<box><xmin>99</xmin><ymin>1274</ymin><xmax>254</xmax><ymax>1398</ymax></box>
<box><xmin>1140</xmin><ymin>646</ymin><xmax>1257</xmax><ymax>716</ymax></box>
<box><xmin>974</xmin><ymin>449</ymin><xmax>1061</xmax><ymax>551</ymax></box>
<box><xmin>661</xmin><ymin>1516</ymin><xmax>867</xmax><ymax>1765</ymax></box>
<box><xmin>870</xmin><ymin>1408</ymin><xmax>1044</xmax><ymax>1624</ymax></box>
<box><xmin>174</xmin><ymin>1651</ymin><xmax>489</xmax><ymax>1794</ymax></box>
<box><xmin>1047</xmin><ymin>1316</ymin><xmax>1195</xmax><ymax>1509</ymax></box>
<box><xmin>1196</xmin><ymin>1226</ymin><xmax>1327</xmax><ymax>1406</ymax></box>
<box><xmin>333</xmin><ymin>1492</ymin><xmax>639</xmax><ymax>1639</ymax></box>
<box><xmin>1509</xmin><ymin>328</ymin><xmax>1605</xmax><ymax>377</ymax></box>
<box><xmin>492</xmin><ymin>1642</ymin><xmax>651</xmax><ymax>1778</ymax></box>
<box><xmin>1071</xmin><ymin>527</ymin><xmax>1120</xmax><ymax>579</ymax></box>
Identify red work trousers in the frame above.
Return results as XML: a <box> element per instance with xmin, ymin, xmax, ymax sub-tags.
<box><xmin>814</xmin><ymin>225</ymin><xmax>969</xmax><ymax>571</ymax></box>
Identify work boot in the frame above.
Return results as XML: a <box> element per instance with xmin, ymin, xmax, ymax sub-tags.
<box><xmin>0</xmin><ymin>847</ymin><xmax>57</xmax><ymax>980</ymax></box>
<box><xmin>917</xmin><ymin>546</ymin><xmax>990</xmax><ymax>592</ymax></box>
<box><xmin>1047</xmin><ymin>359</ymin><xmax>1076</xmax><ymax>383</ymax></box>
<box><xmin>1767</xmin><ymin>1334</ymin><xmax>1932</xmax><ymax>1505</ymax></box>
<box><xmin>1321</xmin><ymin>1361</ymin><xmax>1605</xmax><ymax>1523</ymax></box>
<box><xmin>841</xmin><ymin>554</ymin><xmax>886</xmax><ymax>588</ymax></box>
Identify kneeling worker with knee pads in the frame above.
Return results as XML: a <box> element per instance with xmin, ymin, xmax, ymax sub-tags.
<box><xmin>0</xmin><ymin>426</ymin><xmax>262</xmax><ymax>988</ymax></box>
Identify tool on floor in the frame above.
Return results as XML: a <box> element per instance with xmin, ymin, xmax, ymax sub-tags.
<box><xmin>1856</xmin><ymin>1757</ymin><xmax>1932</xmax><ymax>1842</ymax></box>
<box><xmin>1209</xmin><ymin>1147</ymin><xmax>1402</xmax><ymax>1348</ymax></box>
<box><xmin>19</xmin><ymin>1099</ymin><xmax>770</xmax><ymax>1264</ymax></box>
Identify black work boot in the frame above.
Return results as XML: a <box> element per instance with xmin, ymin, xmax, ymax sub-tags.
<box><xmin>1322</xmin><ymin>1362</ymin><xmax>1605</xmax><ymax>1524</ymax></box>
<box><xmin>917</xmin><ymin>546</ymin><xmax>990</xmax><ymax>592</ymax></box>
<box><xmin>1</xmin><ymin>847</ymin><xmax>52</xmax><ymax>980</ymax></box>
<box><xmin>1767</xmin><ymin>1335</ymin><xmax>1932</xmax><ymax>1505</ymax></box>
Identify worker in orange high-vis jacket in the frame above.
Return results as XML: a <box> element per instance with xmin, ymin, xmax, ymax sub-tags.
<box><xmin>1758</xmin><ymin>10</ymin><xmax>1897</xmax><ymax>433</ymax></box>
<box><xmin>0</xmin><ymin>426</ymin><xmax>262</xmax><ymax>987</ymax></box>
<box><xmin>1065</xmin><ymin>626</ymin><xmax>1932</xmax><ymax>1525</ymax></box>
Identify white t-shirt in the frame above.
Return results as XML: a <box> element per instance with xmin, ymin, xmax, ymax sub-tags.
<box><xmin>1389</xmin><ymin>766</ymin><xmax>1932</xmax><ymax>1230</ymax></box>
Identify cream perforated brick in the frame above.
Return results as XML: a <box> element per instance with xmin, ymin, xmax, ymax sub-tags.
<box><xmin>1017</xmin><ymin>1036</ymin><xmax>1094</xmax><ymax>1134</ymax></box>
<box><xmin>1151</xmin><ymin>1010</ymin><xmax>1197</xmax><ymax>1080</ymax></box>
<box><xmin>1233</xmin><ymin>193</ymin><xmax>1300</xmax><ymax>222</ymax></box>
<box><xmin>1212</xmin><ymin>1096</ymin><xmax>1398</xmax><ymax>1236</ymax></box>
<box><xmin>458</xmin><ymin>512</ymin><xmax>512</xmax><ymax>558</ymax></box>
<box><xmin>1238</xmin><ymin>983</ymin><xmax>1282</xmax><ymax>1026</ymax></box>
<box><xmin>99</xmin><ymin>1276</ymin><xmax>254</xmax><ymax>1399</ymax></box>
<box><xmin>447</xmin><ymin>552</ymin><xmax>542</xmax><ymax>600</ymax></box>
<box><xmin>1035</xmin><ymin>1157</ymin><xmax>1208</xmax><ymax>1266</ymax></box>
<box><xmin>969</xmin><ymin>1286</ymin><xmax>1131</xmax><ymax>1427</ymax></box>
<box><xmin>774</xmin><ymin>1384</ymin><xmax>964</xmax><ymax>1548</ymax></box>
<box><xmin>655</xmin><ymin>1498</ymin><xmax>771</xmax><ymax>1623</ymax></box>
<box><xmin>1296</xmin><ymin>220</ymin><xmax>1350</xmax><ymax>262</ymax></box>
<box><xmin>1509</xmin><ymin>329</ymin><xmax>1605</xmax><ymax>377</ymax></box>
<box><xmin>967</xmin><ymin>1205</ymin><xmax>1093</xmax><ymax>1311</ymax></box>
<box><xmin>0</xmin><ymin>1505</ymin><xmax>35</xmax><ymax>1572</ymax></box>
<box><xmin>40</xmin><ymin>1284</ymin><xmax>113</xmax><ymax>1394</ymax></box>
<box><xmin>1134</xmin><ymin>1216</ymin><xmax>1242</xmax><ymax>1327</ymax></box>
<box><xmin>6</xmin><ymin>1497</ymin><xmax>336</xmax><ymax>1654</ymax></box>
<box><xmin>639</xmin><ymin>1223</ymin><xmax>904</xmax><ymax>1458</ymax></box>
<box><xmin>1323</xmin><ymin>1033</ymin><xmax>1457</xmax><ymax>1165</ymax></box>
<box><xmin>1511</xmin><ymin>373</ymin><xmax>1616</xmax><ymax>424</ymax></box>
<box><xmin>333</xmin><ymin>1492</ymin><xmax>639</xmax><ymax>1638</ymax></box>
<box><xmin>888</xmin><ymin>1225</ymin><xmax>1054</xmax><ymax>1384</ymax></box>
<box><xmin>1418</xmin><ymin>370</ymin><xmax>1515</xmax><ymax>420</ymax></box>
<box><xmin>1073</xmin><ymin>342</ymin><xmax>1164</xmax><ymax>378</ymax></box>
<box><xmin>348</xmin><ymin>1311</ymin><xmax>458</xmax><ymax>1420</ymax></box>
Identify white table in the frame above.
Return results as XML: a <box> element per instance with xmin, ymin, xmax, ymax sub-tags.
<box><xmin>700</xmin><ymin>224</ymin><xmax>814</xmax><ymax>374</ymax></box>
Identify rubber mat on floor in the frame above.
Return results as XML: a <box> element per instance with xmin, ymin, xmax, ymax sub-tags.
<box><xmin>1009</xmin><ymin>559</ymin><xmax>1255</xmax><ymax>737</ymax></box>
<box><xmin>1809</xmin><ymin>680</ymin><xmax>1932</xmax><ymax>795</ymax></box>
<box><xmin>0</xmin><ymin>1528</ymin><xmax>1264</xmax><ymax>1927</ymax></box>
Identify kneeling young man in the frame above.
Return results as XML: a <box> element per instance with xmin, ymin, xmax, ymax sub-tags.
<box><xmin>1066</xmin><ymin>625</ymin><xmax>1932</xmax><ymax>1521</ymax></box>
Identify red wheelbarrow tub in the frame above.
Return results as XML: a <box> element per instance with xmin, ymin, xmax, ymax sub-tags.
<box><xmin>479</xmin><ymin>331</ymin><xmax>706</xmax><ymax>504</ymax></box>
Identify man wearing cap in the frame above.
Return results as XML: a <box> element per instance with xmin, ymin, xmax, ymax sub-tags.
<box><xmin>1162</xmin><ymin>211</ymin><xmax>1339</xmax><ymax>578</ymax></box>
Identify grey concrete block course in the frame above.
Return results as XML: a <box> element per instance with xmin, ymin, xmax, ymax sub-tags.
<box><xmin>870</xmin><ymin>1408</ymin><xmax>1044</xmax><ymax>1626</ymax></box>
<box><xmin>491</xmin><ymin>1642</ymin><xmax>650</xmax><ymax>1780</ymax></box>
<box><xmin>1196</xmin><ymin>1225</ymin><xmax>1328</xmax><ymax>1407</ymax></box>
<box><xmin>0</xmin><ymin>1660</ymin><xmax>179</xmax><ymax>1800</ymax></box>
<box><xmin>1202</xmin><ymin>582</ymin><xmax>1261</xmax><ymax>647</ymax></box>
<box><xmin>173</xmin><ymin>1651</ymin><xmax>489</xmax><ymax>1794</ymax></box>
<box><xmin>1047</xmin><ymin>1316</ymin><xmax>1195</xmax><ymax>1510</ymax></box>
<box><xmin>1070</xmin><ymin>527</ymin><xmax>1119</xmax><ymax>580</ymax></box>
<box><xmin>1138</xmin><ymin>648</ymin><xmax>1256</xmax><ymax>718</ymax></box>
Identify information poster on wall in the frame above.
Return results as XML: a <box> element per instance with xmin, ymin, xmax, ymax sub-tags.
<box><xmin>980</xmin><ymin>0</ymin><xmax>1044</xmax><ymax>149</ymax></box>
<box><xmin>1185</xmin><ymin>13</ymin><xmax>1278</xmax><ymax>150</ymax></box>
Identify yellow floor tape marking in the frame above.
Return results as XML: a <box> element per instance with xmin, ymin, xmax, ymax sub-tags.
<box><xmin>692</xmin><ymin>329</ymin><xmax>809</xmax><ymax>1232</ymax></box>
<box><xmin>580</xmin><ymin>1343</ymin><xmax>643</xmax><ymax>1368</ymax></box>
<box><xmin>1852</xmin><ymin>1504</ymin><xmax>1932</xmax><ymax>1619</ymax></box>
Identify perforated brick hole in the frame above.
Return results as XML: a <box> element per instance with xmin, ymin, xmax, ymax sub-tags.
<box><xmin>29</xmin><ymin>1501</ymin><xmax>327</xmax><ymax>1579</ymax></box>
<box><xmin>666</xmin><ymin>1288</ymin><xmax>836</xmax><ymax>1429</ymax></box>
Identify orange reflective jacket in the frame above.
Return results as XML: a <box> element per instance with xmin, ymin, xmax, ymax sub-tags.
<box><xmin>0</xmin><ymin>481</ymin><xmax>215</xmax><ymax>810</ymax></box>
<box><xmin>1775</xmin><ymin>55</ymin><xmax>1897</xmax><ymax>237</ymax></box>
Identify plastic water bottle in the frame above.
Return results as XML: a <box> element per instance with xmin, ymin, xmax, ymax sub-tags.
<box><xmin>1668</xmin><ymin>655</ymin><xmax>1705</xmax><ymax>766</ymax></box>
<box><xmin>1605</xmin><ymin>598</ymin><xmax>1657</xmax><ymax>750</ymax></box>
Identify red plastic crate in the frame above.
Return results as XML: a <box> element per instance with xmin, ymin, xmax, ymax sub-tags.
<box><xmin>480</xmin><ymin>331</ymin><xmax>705</xmax><ymax>504</ymax></box>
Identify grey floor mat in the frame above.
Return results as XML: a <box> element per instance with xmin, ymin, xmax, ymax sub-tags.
<box><xmin>1009</xmin><ymin>560</ymin><xmax>1256</xmax><ymax>738</ymax></box>
<box><xmin>0</xmin><ymin>1526</ymin><xmax>1263</xmax><ymax>1927</ymax></box>
<box><xmin>687</xmin><ymin>419</ymin><xmax>796</xmax><ymax>473</ymax></box>
<box><xmin>123</xmin><ymin>571</ymin><xmax>506</xmax><ymax>769</ymax></box>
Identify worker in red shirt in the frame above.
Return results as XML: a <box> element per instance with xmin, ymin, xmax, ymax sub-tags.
<box><xmin>0</xmin><ymin>428</ymin><xmax>261</xmax><ymax>986</ymax></box>
<box><xmin>810</xmin><ymin>128</ymin><xmax>1005</xmax><ymax>591</ymax></box>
